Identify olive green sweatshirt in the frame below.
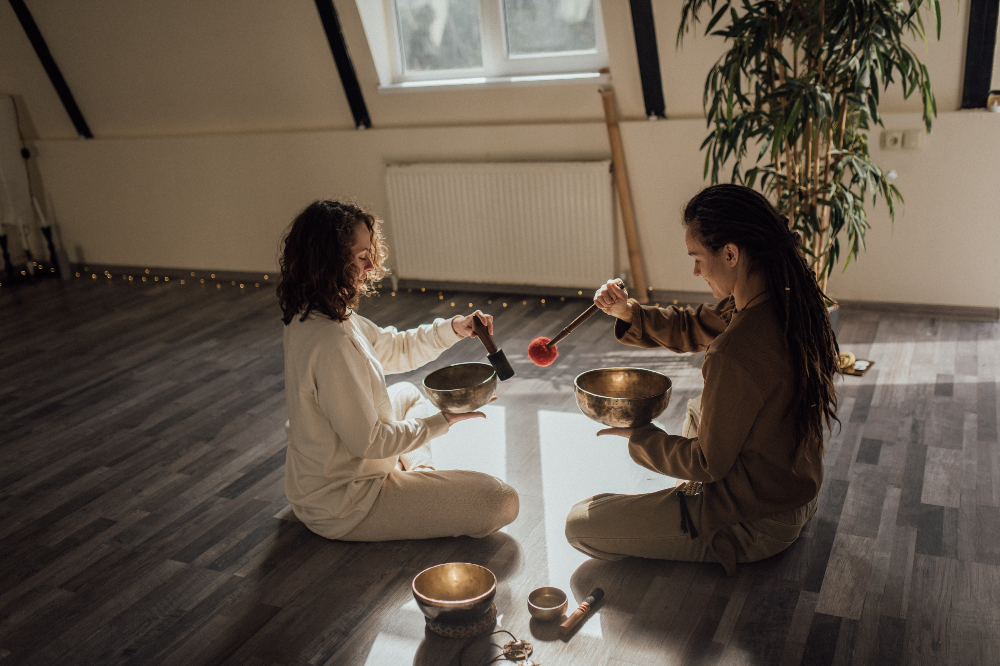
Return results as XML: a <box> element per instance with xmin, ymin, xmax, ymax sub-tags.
<box><xmin>615</xmin><ymin>296</ymin><xmax>823</xmax><ymax>574</ymax></box>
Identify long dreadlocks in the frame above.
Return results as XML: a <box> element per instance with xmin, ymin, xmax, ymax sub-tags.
<box><xmin>683</xmin><ymin>184</ymin><xmax>840</xmax><ymax>461</ymax></box>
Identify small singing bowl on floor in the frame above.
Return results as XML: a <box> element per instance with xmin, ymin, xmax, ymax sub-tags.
<box><xmin>412</xmin><ymin>562</ymin><xmax>497</xmax><ymax>623</ymax></box>
<box><xmin>423</xmin><ymin>363</ymin><xmax>497</xmax><ymax>414</ymax></box>
<box><xmin>528</xmin><ymin>586</ymin><xmax>568</xmax><ymax>622</ymax></box>
<box><xmin>575</xmin><ymin>367</ymin><xmax>672</xmax><ymax>428</ymax></box>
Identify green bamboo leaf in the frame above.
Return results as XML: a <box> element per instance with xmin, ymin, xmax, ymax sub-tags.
<box><xmin>706</xmin><ymin>3</ymin><xmax>730</xmax><ymax>35</ymax></box>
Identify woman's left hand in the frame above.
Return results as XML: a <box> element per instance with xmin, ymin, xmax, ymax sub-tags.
<box><xmin>597</xmin><ymin>427</ymin><xmax>634</xmax><ymax>438</ymax></box>
<box><xmin>452</xmin><ymin>310</ymin><xmax>493</xmax><ymax>338</ymax></box>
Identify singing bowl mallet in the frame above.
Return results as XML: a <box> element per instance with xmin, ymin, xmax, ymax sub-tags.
<box><xmin>528</xmin><ymin>280</ymin><xmax>626</xmax><ymax>367</ymax></box>
<box><xmin>559</xmin><ymin>587</ymin><xmax>604</xmax><ymax>636</ymax></box>
<box><xmin>472</xmin><ymin>316</ymin><xmax>515</xmax><ymax>381</ymax></box>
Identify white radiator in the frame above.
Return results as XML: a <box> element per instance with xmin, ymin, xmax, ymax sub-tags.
<box><xmin>384</xmin><ymin>161</ymin><xmax>614</xmax><ymax>288</ymax></box>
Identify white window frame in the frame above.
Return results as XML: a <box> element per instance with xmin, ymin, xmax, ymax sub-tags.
<box><xmin>382</xmin><ymin>0</ymin><xmax>608</xmax><ymax>88</ymax></box>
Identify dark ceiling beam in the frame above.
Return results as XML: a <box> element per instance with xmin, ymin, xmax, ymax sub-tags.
<box><xmin>8</xmin><ymin>0</ymin><xmax>92</xmax><ymax>138</ymax></box>
<box><xmin>629</xmin><ymin>0</ymin><xmax>666</xmax><ymax>119</ymax></box>
<box><xmin>961</xmin><ymin>0</ymin><xmax>999</xmax><ymax>108</ymax></box>
<box><xmin>314</xmin><ymin>0</ymin><xmax>371</xmax><ymax>129</ymax></box>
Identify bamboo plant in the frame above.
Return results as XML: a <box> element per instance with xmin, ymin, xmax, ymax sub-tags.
<box><xmin>679</xmin><ymin>0</ymin><xmax>942</xmax><ymax>290</ymax></box>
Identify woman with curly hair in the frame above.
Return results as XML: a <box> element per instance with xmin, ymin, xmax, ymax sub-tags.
<box><xmin>278</xmin><ymin>199</ymin><xmax>518</xmax><ymax>542</ymax></box>
<box><xmin>565</xmin><ymin>184</ymin><xmax>839</xmax><ymax>575</ymax></box>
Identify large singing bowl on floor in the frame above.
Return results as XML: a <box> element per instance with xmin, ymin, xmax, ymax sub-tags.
<box><xmin>574</xmin><ymin>367</ymin><xmax>672</xmax><ymax>428</ymax></box>
<box><xmin>423</xmin><ymin>363</ymin><xmax>497</xmax><ymax>414</ymax></box>
<box><xmin>412</xmin><ymin>562</ymin><xmax>497</xmax><ymax>622</ymax></box>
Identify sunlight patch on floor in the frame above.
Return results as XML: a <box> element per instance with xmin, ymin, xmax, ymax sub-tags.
<box><xmin>431</xmin><ymin>404</ymin><xmax>507</xmax><ymax>481</ymax></box>
<box><xmin>537</xmin><ymin>410</ymin><xmax>655</xmax><ymax>638</ymax></box>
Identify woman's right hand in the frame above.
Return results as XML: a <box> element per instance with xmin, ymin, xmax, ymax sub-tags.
<box><xmin>441</xmin><ymin>395</ymin><xmax>497</xmax><ymax>426</ymax></box>
<box><xmin>594</xmin><ymin>279</ymin><xmax>632</xmax><ymax>322</ymax></box>
<box><xmin>443</xmin><ymin>411</ymin><xmax>486</xmax><ymax>425</ymax></box>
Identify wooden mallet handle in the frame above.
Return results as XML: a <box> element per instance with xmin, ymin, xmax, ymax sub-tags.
<box><xmin>546</xmin><ymin>280</ymin><xmax>626</xmax><ymax>349</ymax></box>
<box><xmin>471</xmin><ymin>315</ymin><xmax>498</xmax><ymax>354</ymax></box>
<box><xmin>547</xmin><ymin>304</ymin><xmax>598</xmax><ymax>348</ymax></box>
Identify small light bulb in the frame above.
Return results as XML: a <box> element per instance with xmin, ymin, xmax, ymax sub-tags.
<box><xmin>180</xmin><ymin>279</ymin><xmax>185</xmax><ymax>284</ymax></box>
<box><xmin>145</xmin><ymin>269</ymin><xmax>149</xmax><ymax>274</ymax></box>
<box><xmin>255</xmin><ymin>282</ymin><xmax>260</xmax><ymax>287</ymax></box>
<box><xmin>578</xmin><ymin>291</ymin><xmax>583</xmax><ymax>295</ymax></box>
<box><xmin>468</xmin><ymin>303</ymin><xmax>473</xmax><ymax>307</ymax></box>
<box><xmin>263</xmin><ymin>275</ymin><xmax>269</xmax><ymax>280</ymax></box>
<box><xmin>502</xmin><ymin>302</ymin><xmax>507</xmax><ymax>307</ymax></box>
<box><xmin>541</xmin><ymin>299</ymin><xmax>545</xmax><ymax>304</ymax></box>
<box><xmin>450</xmin><ymin>302</ymin><xmax>455</xmax><ymax>307</ymax></box>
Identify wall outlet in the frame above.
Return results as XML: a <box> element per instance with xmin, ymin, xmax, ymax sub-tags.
<box><xmin>881</xmin><ymin>130</ymin><xmax>903</xmax><ymax>150</ymax></box>
<box><xmin>902</xmin><ymin>129</ymin><xmax>925</xmax><ymax>150</ymax></box>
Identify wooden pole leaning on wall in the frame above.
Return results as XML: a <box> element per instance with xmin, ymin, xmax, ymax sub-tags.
<box><xmin>600</xmin><ymin>87</ymin><xmax>649</xmax><ymax>304</ymax></box>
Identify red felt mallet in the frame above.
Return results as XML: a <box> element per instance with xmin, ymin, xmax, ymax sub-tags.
<box><xmin>528</xmin><ymin>280</ymin><xmax>625</xmax><ymax>367</ymax></box>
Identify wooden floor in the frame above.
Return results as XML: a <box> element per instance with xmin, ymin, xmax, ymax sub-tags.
<box><xmin>1</xmin><ymin>276</ymin><xmax>998</xmax><ymax>665</ymax></box>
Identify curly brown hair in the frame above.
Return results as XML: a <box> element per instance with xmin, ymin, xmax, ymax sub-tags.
<box><xmin>277</xmin><ymin>199</ymin><xmax>388</xmax><ymax>325</ymax></box>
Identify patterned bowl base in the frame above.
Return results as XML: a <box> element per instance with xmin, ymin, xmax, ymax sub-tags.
<box><xmin>425</xmin><ymin>603</ymin><xmax>497</xmax><ymax>638</ymax></box>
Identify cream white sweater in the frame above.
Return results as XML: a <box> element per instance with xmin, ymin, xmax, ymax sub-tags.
<box><xmin>283</xmin><ymin>310</ymin><xmax>463</xmax><ymax>538</ymax></box>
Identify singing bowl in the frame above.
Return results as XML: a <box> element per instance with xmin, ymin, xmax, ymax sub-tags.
<box><xmin>528</xmin><ymin>586</ymin><xmax>568</xmax><ymax>622</ymax></box>
<box><xmin>412</xmin><ymin>562</ymin><xmax>497</xmax><ymax>622</ymax></box>
<box><xmin>423</xmin><ymin>363</ymin><xmax>497</xmax><ymax>414</ymax></box>
<box><xmin>574</xmin><ymin>367</ymin><xmax>672</xmax><ymax>428</ymax></box>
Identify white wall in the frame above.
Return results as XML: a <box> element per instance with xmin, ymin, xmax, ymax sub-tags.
<box><xmin>4</xmin><ymin>0</ymin><xmax>1000</xmax><ymax>309</ymax></box>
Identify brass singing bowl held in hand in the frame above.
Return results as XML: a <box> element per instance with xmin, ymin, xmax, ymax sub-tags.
<box><xmin>574</xmin><ymin>367</ymin><xmax>672</xmax><ymax>428</ymax></box>
<box><xmin>423</xmin><ymin>363</ymin><xmax>497</xmax><ymax>414</ymax></box>
<box><xmin>412</xmin><ymin>562</ymin><xmax>497</xmax><ymax>622</ymax></box>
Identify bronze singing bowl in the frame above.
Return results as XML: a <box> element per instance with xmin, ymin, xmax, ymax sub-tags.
<box><xmin>528</xmin><ymin>586</ymin><xmax>568</xmax><ymax>622</ymax></box>
<box><xmin>412</xmin><ymin>562</ymin><xmax>497</xmax><ymax>622</ymax></box>
<box><xmin>423</xmin><ymin>363</ymin><xmax>497</xmax><ymax>414</ymax></box>
<box><xmin>574</xmin><ymin>367</ymin><xmax>672</xmax><ymax>428</ymax></box>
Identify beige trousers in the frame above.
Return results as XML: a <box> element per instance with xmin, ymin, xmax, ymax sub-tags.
<box><xmin>565</xmin><ymin>395</ymin><xmax>816</xmax><ymax>563</ymax></box>
<box><xmin>341</xmin><ymin>382</ymin><xmax>519</xmax><ymax>541</ymax></box>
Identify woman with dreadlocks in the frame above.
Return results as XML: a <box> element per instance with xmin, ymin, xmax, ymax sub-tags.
<box><xmin>565</xmin><ymin>184</ymin><xmax>839</xmax><ymax>575</ymax></box>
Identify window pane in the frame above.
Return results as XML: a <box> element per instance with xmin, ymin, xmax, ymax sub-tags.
<box><xmin>503</xmin><ymin>0</ymin><xmax>597</xmax><ymax>57</ymax></box>
<box><xmin>396</xmin><ymin>0</ymin><xmax>483</xmax><ymax>71</ymax></box>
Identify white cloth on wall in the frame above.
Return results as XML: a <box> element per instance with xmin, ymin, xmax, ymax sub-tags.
<box><xmin>283</xmin><ymin>310</ymin><xmax>462</xmax><ymax>539</ymax></box>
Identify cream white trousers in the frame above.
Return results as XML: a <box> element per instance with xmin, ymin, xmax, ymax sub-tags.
<box><xmin>340</xmin><ymin>382</ymin><xmax>519</xmax><ymax>541</ymax></box>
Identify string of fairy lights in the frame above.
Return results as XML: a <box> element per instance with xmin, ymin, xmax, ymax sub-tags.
<box><xmin>3</xmin><ymin>264</ymin><xmax>685</xmax><ymax>309</ymax></box>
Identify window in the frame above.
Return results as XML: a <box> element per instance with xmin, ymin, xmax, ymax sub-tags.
<box><xmin>385</xmin><ymin>0</ymin><xmax>607</xmax><ymax>86</ymax></box>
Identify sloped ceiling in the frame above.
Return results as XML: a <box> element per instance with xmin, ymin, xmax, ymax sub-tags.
<box><xmin>2</xmin><ymin>0</ymin><xmax>357</xmax><ymax>138</ymax></box>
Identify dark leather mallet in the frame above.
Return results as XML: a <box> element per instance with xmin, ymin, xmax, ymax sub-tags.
<box><xmin>471</xmin><ymin>316</ymin><xmax>515</xmax><ymax>381</ymax></box>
